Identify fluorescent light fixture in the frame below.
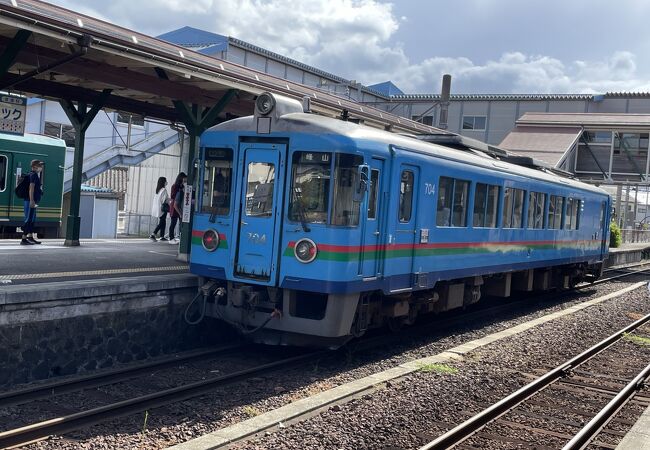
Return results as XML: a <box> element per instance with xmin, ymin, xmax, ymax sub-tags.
<box><xmin>131</xmin><ymin>35</ymin><xmax>138</xmax><ymax>44</ymax></box>
<box><xmin>179</xmin><ymin>50</ymin><xmax>184</xmax><ymax>58</ymax></box>
<box><xmin>77</xmin><ymin>18</ymin><xmax>83</xmax><ymax>27</ymax></box>
<box><xmin>10</xmin><ymin>0</ymin><xmax>17</xmax><ymax>7</ymax></box>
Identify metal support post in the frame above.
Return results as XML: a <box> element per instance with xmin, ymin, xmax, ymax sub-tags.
<box><xmin>156</xmin><ymin>67</ymin><xmax>236</xmax><ymax>261</ymax></box>
<box><xmin>60</xmin><ymin>89</ymin><xmax>112</xmax><ymax>246</ymax></box>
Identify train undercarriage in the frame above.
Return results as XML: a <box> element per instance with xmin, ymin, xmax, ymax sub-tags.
<box><xmin>198</xmin><ymin>262</ymin><xmax>604</xmax><ymax>348</ymax></box>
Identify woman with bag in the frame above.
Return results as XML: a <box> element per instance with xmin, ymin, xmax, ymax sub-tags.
<box><xmin>168</xmin><ymin>172</ymin><xmax>187</xmax><ymax>244</ymax></box>
<box><xmin>150</xmin><ymin>176</ymin><xmax>169</xmax><ymax>241</ymax></box>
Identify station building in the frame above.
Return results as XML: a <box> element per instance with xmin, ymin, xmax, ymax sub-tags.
<box><xmin>19</xmin><ymin>25</ymin><xmax>650</xmax><ymax>234</ymax></box>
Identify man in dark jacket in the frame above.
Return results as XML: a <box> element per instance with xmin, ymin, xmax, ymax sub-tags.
<box><xmin>21</xmin><ymin>159</ymin><xmax>43</xmax><ymax>245</ymax></box>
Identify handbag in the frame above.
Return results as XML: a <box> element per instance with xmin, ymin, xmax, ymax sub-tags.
<box><xmin>161</xmin><ymin>201</ymin><xmax>170</xmax><ymax>214</ymax></box>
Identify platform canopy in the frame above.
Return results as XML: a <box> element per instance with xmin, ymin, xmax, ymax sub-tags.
<box><xmin>0</xmin><ymin>0</ymin><xmax>450</xmax><ymax>134</ymax></box>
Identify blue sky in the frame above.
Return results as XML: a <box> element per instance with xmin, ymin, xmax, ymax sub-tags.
<box><xmin>49</xmin><ymin>0</ymin><xmax>650</xmax><ymax>94</ymax></box>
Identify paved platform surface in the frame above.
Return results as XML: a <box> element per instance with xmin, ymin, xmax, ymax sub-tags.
<box><xmin>0</xmin><ymin>238</ymin><xmax>188</xmax><ymax>285</ymax></box>
<box><xmin>616</xmin><ymin>404</ymin><xmax>650</xmax><ymax>449</ymax></box>
<box><xmin>609</xmin><ymin>242</ymin><xmax>650</xmax><ymax>253</ymax></box>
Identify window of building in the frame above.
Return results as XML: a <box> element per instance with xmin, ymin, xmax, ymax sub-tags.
<box><xmin>565</xmin><ymin>198</ymin><xmax>581</xmax><ymax>230</ymax></box>
<box><xmin>462</xmin><ymin>116</ymin><xmax>487</xmax><ymax>131</ymax></box>
<box><xmin>615</xmin><ymin>132</ymin><xmax>649</xmax><ymax>156</ymax></box>
<box><xmin>411</xmin><ymin>115</ymin><xmax>433</xmax><ymax>126</ymax></box>
<box><xmin>583</xmin><ymin>131</ymin><xmax>612</xmax><ymax>144</ymax></box>
<box><xmin>245</xmin><ymin>162</ymin><xmax>275</xmax><ymax>217</ymax></box>
<box><xmin>502</xmin><ymin>187</ymin><xmax>525</xmax><ymax>228</ymax></box>
<box><xmin>331</xmin><ymin>153</ymin><xmax>364</xmax><ymax>226</ymax></box>
<box><xmin>548</xmin><ymin>195</ymin><xmax>564</xmax><ymax>229</ymax></box>
<box><xmin>399</xmin><ymin>170</ymin><xmax>414</xmax><ymax>222</ymax></box>
<box><xmin>117</xmin><ymin>112</ymin><xmax>145</xmax><ymax>127</ymax></box>
<box><xmin>527</xmin><ymin>191</ymin><xmax>546</xmax><ymax>229</ymax></box>
<box><xmin>473</xmin><ymin>183</ymin><xmax>499</xmax><ymax>228</ymax></box>
<box><xmin>44</xmin><ymin>121</ymin><xmax>75</xmax><ymax>147</ymax></box>
<box><xmin>201</xmin><ymin>148</ymin><xmax>233</xmax><ymax>216</ymax></box>
<box><xmin>0</xmin><ymin>154</ymin><xmax>6</xmax><ymax>192</ymax></box>
<box><xmin>289</xmin><ymin>151</ymin><xmax>331</xmax><ymax>224</ymax></box>
<box><xmin>368</xmin><ymin>169</ymin><xmax>379</xmax><ymax>220</ymax></box>
<box><xmin>437</xmin><ymin>176</ymin><xmax>470</xmax><ymax>227</ymax></box>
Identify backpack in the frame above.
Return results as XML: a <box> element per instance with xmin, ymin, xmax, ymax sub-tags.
<box><xmin>14</xmin><ymin>174</ymin><xmax>29</xmax><ymax>200</ymax></box>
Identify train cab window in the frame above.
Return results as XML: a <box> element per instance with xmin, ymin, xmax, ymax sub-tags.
<box><xmin>527</xmin><ymin>192</ymin><xmax>546</xmax><ymax>229</ymax></box>
<box><xmin>368</xmin><ymin>169</ymin><xmax>380</xmax><ymax>220</ymax></box>
<box><xmin>201</xmin><ymin>148</ymin><xmax>233</xmax><ymax>215</ymax></box>
<box><xmin>245</xmin><ymin>162</ymin><xmax>275</xmax><ymax>217</ymax></box>
<box><xmin>289</xmin><ymin>151</ymin><xmax>331</xmax><ymax>223</ymax></box>
<box><xmin>437</xmin><ymin>176</ymin><xmax>469</xmax><ymax>227</ymax></box>
<box><xmin>565</xmin><ymin>198</ymin><xmax>581</xmax><ymax>230</ymax></box>
<box><xmin>473</xmin><ymin>183</ymin><xmax>499</xmax><ymax>227</ymax></box>
<box><xmin>332</xmin><ymin>153</ymin><xmax>364</xmax><ymax>226</ymax></box>
<box><xmin>548</xmin><ymin>195</ymin><xmax>564</xmax><ymax>229</ymax></box>
<box><xmin>502</xmin><ymin>187</ymin><xmax>525</xmax><ymax>228</ymax></box>
<box><xmin>0</xmin><ymin>155</ymin><xmax>6</xmax><ymax>192</ymax></box>
<box><xmin>399</xmin><ymin>170</ymin><xmax>414</xmax><ymax>222</ymax></box>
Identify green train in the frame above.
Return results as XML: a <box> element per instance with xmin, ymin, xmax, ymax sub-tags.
<box><xmin>0</xmin><ymin>133</ymin><xmax>66</xmax><ymax>237</ymax></box>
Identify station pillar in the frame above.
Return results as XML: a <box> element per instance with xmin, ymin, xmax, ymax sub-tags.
<box><xmin>170</xmin><ymin>90</ymin><xmax>237</xmax><ymax>262</ymax></box>
<box><xmin>60</xmin><ymin>90</ymin><xmax>111</xmax><ymax>246</ymax></box>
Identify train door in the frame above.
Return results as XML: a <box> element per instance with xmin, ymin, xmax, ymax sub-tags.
<box><xmin>234</xmin><ymin>144</ymin><xmax>284</xmax><ymax>282</ymax></box>
<box><xmin>600</xmin><ymin>200</ymin><xmax>608</xmax><ymax>260</ymax></box>
<box><xmin>360</xmin><ymin>158</ymin><xmax>385</xmax><ymax>278</ymax></box>
<box><xmin>0</xmin><ymin>151</ymin><xmax>10</xmax><ymax>222</ymax></box>
<box><xmin>394</xmin><ymin>163</ymin><xmax>420</xmax><ymax>279</ymax></box>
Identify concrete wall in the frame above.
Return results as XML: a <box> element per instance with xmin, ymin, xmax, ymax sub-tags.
<box><xmin>0</xmin><ymin>275</ymin><xmax>232</xmax><ymax>388</ymax></box>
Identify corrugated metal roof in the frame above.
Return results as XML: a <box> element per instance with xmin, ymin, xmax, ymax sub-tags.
<box><xmin>86</xmin><ymin>167</ymin><xmax>128</xmax><ymax>193</ymax></box>
<box><xmin>499</xmin><ymin>126</ymin><xmax>582</xmax><ymax>166</ymax></box>
<box><xmin>391</xmin><ymin>93</ymin><xmax>594</xmax><ymax>101</ymax></box>
<box><xmin>517</xmin><ymin>113</ymin><xmax>650</xmax><ymax>128</ymax></box>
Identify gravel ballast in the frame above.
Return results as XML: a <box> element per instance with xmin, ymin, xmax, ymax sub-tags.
<box><xmin>14</xmin><ymin>276</ymin><xmax>650</xmax><ymax>450</ymax></box>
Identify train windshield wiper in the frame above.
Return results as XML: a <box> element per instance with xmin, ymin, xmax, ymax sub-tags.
<box><xmin>292</xmin><ymin>188</ymin><xmax>311</xmax><ymax>232</ymax></box>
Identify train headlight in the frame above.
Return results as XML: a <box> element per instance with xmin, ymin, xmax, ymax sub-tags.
<box><xmin>294</xmin><ymin>238</ymin><xmax>317</xmax><ymax>263</ymax></box>
<box><xmin>255</xmin><ymin>93</ymin><xmax>275</xmax><ymax>115</ymax></box>
<box><xmin>202</xmin><ymin>229</ymin><xmax>220</xmax><ymax>252</ymax></box>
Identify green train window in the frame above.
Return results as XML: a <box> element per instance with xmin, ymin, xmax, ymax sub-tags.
<box><xmin>0</xmin><ymin>155</ymin><xmax>6</xmax><ymax>192</ymax></box>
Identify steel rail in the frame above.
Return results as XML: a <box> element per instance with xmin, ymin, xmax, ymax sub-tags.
<box><xmin>0</xmin><ymin>349</ymin><xmax>329</xmax><ymax>449</ymax></box>
<box><xmin>419</xmin><ymin>307</ymin><xmax>650</xmax><ymax>450</ymax></box>
<box><xmin>562</xmin><ymin>361</ymin><xmax>650</xmax><ymax>450</ymax></box>
<box><xmin>0</xmin><ymin>344</ymin><xmax>244</xmax><ymax>409</ymax></box>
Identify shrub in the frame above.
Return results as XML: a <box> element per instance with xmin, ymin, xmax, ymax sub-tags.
<box><xmin>610</xmin><ymin>221</ymin><xmax>622</xmax><ymax>248</ymax></box>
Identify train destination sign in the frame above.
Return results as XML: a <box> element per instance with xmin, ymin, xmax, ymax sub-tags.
<box><xmin>0</xmin><ymin>95</ymin><xmax>26</xmax><ymax>136</ymax></box>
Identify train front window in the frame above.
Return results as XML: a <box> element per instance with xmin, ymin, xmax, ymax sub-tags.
<box><xmin>332</xmin><ymin>154</ymin><xmax>364</xmax><ymax>226</ymax></box>
<box><xmin>0</xmin><ymin>155</ymin><xmax>6</xmax><ymax>192</ymax></box>
<box><xmin>289</xmin><ymin>151</ymin><xmax>331</xmax><ymax>224</ymax></box>
<box><xmin>245</xmin><ymin>162</ymin><xmax>275</xmax><ymax>217</ymax></box>
<box><xmin>201</xmin><ymin>148</ymin><xmax>233</xmax><ymax>215</ymax></box>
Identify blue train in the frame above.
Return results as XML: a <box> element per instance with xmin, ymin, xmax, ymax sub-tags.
<box><xmin>190</xmin><ymin>93</ymin><xmax>611</xmax><ymax>347</ymax></box>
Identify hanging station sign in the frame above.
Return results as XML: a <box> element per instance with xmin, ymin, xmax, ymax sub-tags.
<box><xmin>0</xmin><ymin>94</ymin><xmax>26</xmax><ymax>136</ymax></box>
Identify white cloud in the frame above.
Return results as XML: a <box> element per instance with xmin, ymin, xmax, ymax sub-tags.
<box><xmin>50</xmin><ymin>0</ymin><xmax>650</xmax><ymax>94</ymax></box>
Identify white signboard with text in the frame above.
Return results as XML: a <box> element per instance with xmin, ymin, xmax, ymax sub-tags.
<box><xmin>0</xmin><ymin>95</ymin><xmax>26</xmax><ymax>136</ymax></box>
<box><xmin>182</xmin><ymin>185</ymin><xmax>192</xmax><ymax>223</ymax></box>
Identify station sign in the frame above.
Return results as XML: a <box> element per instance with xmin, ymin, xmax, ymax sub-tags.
<box><xmin>182</xmin><ymin>184</ymin><xmax>192</xmax><ymax>223</ymax></box>
<box><xmin>0</xmin><ymin>94</ymin><xmax>26</xmax><ymax>136</ymax></box>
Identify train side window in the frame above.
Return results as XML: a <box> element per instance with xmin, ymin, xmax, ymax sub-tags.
<box><xmin>548</xmin><ymin>195</ymin><xmax>564</xmax><ymax>229</ymax></box>
<box><xmin>600</xmin><ymin>201</ymin><xmax>606</xmax><ymax>229</ymax></box>
<box><xmin>399</xmin><ymin>170</ymin><xmax>414</xmax><ymax>222</ymax></box>
<box><xmin>201</xmin><ymin>148</ymin><xmax>233</xmax><ymax>215</ymax></box>
<box><xmin>437</xmin><ymin>176</ymin><xmax>454</xmax><ymax>226</ymax></box>
<box><xmin>451</xmin><ymin>179</ymin><xmax>469</xmax><ymax>227</ymax></box>
<box><xmin>527</xmin><ymin>192</ymin><xmax>546</xmax><ymax>229</ymax></box>
<box><xmin>332</xmin><ymin>153</ymin><xmax>364</xmax><ymax>226</ymax></box>
<box><xmin>368</xmin><ymin>169</ymin><xmax>379</xmax><ymax>220</ymax></box>
<box><xmin>0</xmin><ymin>155</ymin><xmax>6</xmax><ymax>192</ymax></box>
<box><xmin>565</xmin><ymin>198</ymin><xmax>581</xmax><ymax>230</ymax></box>
<box><xmin>473</xmin><ymin>183</ymin><xmax>499</xmax><ymax>227</ymax></box>
<box><xmin>245</xmin><ymin>162</ymin><xmax>275</xmax><ymax>217</ymax></box>
<box><xmin>502</xmin><ymin>187</ymin><xmax>525</xmax><ymax>228</ymax></box>
<box><xmin>289</xmin><ymin>151</ymin><xmax>331</xmax><ymax>224</ymax></box>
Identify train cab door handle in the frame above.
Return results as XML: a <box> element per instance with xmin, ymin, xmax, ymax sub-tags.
<box><xmin>241</xmin><ymin>220</ymin><xmax>248</xmax><ymax>225</ymax></box>
<box><xmin>373</xmin><ymin>231</ymin><xmax>380</xmax><ymax>236</ymax></box>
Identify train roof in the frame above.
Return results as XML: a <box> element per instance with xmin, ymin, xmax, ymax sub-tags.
<box><xmin>0</xmin><ymin>132</ymin><xmax>66</xmax><ymax>148</ymax></box>
<box><xmin>210</xmin><ymin>112</ymin><xmax>608</xmax><ymax>197</ymax></box>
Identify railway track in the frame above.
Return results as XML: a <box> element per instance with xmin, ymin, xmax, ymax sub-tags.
<box><xmin>0</xmin><ymin>264</ymin><xmax>647</xmax><ymax>449</ymax></box>
<box><xmin>419</xmin><ymin>310</ymin><xmax>650</xmax><ymax>450</ymax></box>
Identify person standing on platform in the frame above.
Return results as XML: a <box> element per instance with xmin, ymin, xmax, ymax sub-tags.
<box><xmin>168</xmin><ymin>172</ymin><xmax>186</xmax><ymax>244</ymax></box>
<box><xmin>150</xmin><ymin>176</ymin><xmax>169</xmax><ymax>242</ymax></box>
<box><xmin>21</xmin><ymin>159</ymin><xmax>44</xmax><ymax>245</ymax></box>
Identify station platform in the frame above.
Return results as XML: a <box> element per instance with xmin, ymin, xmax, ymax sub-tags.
<box><xmin>0</xmin><ymin>238</ymin><xmax>188</xmax><ymax>285</ymax></box>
